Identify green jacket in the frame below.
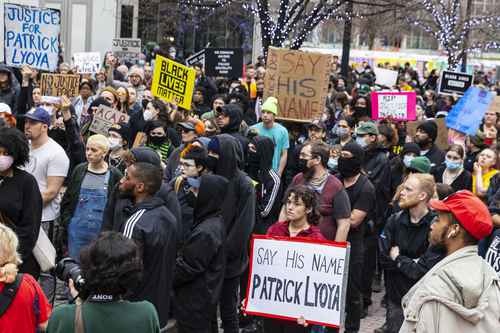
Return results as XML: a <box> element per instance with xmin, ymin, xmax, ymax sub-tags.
<box><xmin>60</xmin><ymin>162</ymin><xmax>123</xmax><ymax>227</ymax></box>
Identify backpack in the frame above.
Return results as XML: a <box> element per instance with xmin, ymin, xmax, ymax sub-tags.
<box><xmin>0</xmin><ymin>273</ymin><xmax>23</xmax><ymax>316</ymax></box>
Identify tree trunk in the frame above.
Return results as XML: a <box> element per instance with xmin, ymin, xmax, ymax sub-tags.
<box><xmin>341</xmin><ymin>1</ymin><xmax>353</xmax><ymax>78</ymax></box>
<box><xmin>461</xmin><ymin>0</ymin><xmax>473</xmax><ymax>72</ymax></box>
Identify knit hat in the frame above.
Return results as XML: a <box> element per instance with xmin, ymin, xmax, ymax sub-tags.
<box><xmin>87</xmin><ymin>134</ymin><xmax>110</xmax><ymax>152</ymax></box>
<box><xmin>261</xmin><ymin>97</ymin><xmax>279</xmax><ymax>116</ymax></box>
<box><xmin>108</xmin><ymin>122</ymin><xmax>131</xmax><ymax>143</ymax></box>
<box><xmin>0</xmin><ymin>103</ymin><xmax>11</xmax><ymax>114</ymax></box>
<box><xmin>401</xmin><ymin>143</ymin><xmax>421</xmax><ymax>157</ymax></box>
<box><xmin>408</xmin><ymin>156</ymin><xmax>431</xmax><ymax>174</ymax></box>
<box><xmin>356</xmin><ymin>121</ymin><xmax>379</xmax><ymax>136</ymax></box>
<box><xmin>129</xmin><ymin>66</ymin><xmax>145</xmax><ymax>81</ymax></box>
<box><xmin>430</xmin><ymin>190</ymin><xmax>493</xmax><ymax>240</ymax></box>
<box><xmin>417</xmin><ymin>120</ymin><xmax>438</xmax><ymax>142</ymax></box>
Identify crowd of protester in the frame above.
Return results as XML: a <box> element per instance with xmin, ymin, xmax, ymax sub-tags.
<box><xmin>1</xmin><ymin>49</ymin><xmax>500</xmax><ymax>333</ymax></box>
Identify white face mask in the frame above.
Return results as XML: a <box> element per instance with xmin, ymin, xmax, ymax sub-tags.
<box><xmin>403</xmin><ymin>155</ymin><xmax>414</xmax><ymax>168</ymax></box>
<box><xmin>143</xmin><ymin>109</ymin><xmax>155</xmax><ymax>121</ymax></box>
<box><xmin>108</xmin><ymin>137</ymin><xmax>121</xmax><ymax>150</ymax></box>
<box><xmin>0</xmin><ymin>155</ymin><xmax>14</xmax><ymax>172</ymax></box>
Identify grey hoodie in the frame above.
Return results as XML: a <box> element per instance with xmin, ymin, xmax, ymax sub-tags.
<box><xmin>400</xmin><ymin>245</ymin><xmax>500</xmax><ymax>332</ymax></box>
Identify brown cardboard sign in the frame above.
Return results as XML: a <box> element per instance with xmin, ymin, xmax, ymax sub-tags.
<box><xmin>89</xmin><ymin>105</ymin><xmax>129</xmax><ymax>136</ymax></box>
<box><xmin>264</xmin><ymin>47</ymin><xmax>333</xmax><ymax>122</ymax></box>
<box><xmin>40</xmin><ymin>73</ymin><xmax>80</xmax><ymax>97</ymax></box>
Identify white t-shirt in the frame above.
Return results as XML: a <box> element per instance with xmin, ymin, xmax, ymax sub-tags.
<box><xmin>24</xmin><ymin>138</ymin><xmax>70</xmax><ymax>222</ymax></box>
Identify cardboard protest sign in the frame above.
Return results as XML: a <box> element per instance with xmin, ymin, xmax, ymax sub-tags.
<box><xmin>186</xmin><ymin>49</ymin><xmax>206</xmax><ymax>67</ymax></box>
<box><xmin>40</xmin><ymin>74</ymin><xmax>80</xmax><ymax>97</ymax></box>
<box><xmin>264</xmin><ymin>47</ymin><xmax>333</xmax><ymax>122</ymax></box>
<box><xmin>73</xmin><ymin>52</ymin><xmax>101</xmax><ymax>73</ymax></box>
<box><xmin>438</xmin><ymin>70</ymin><xmax>473</xmax><ymax>96</ymax></box>
<box><xmin>406</xmin><ymin>118</ymin><xmax>448</xmax><ymax>151</ymax></box>
<box><xmin>446</xmin><ymin>87</ymin><xmax>494</xmax><ymax>135</ymax></box>
<box><xmin>151</xmin><ymin>54</ymin><xmax>196</xmax><ymax>110</ymax></box>
<box><xmin>244</xmin><ymin>235</ymin><xmax>349</xmax><ymax>328</ymax></box>
<box><xmin>371</xmin><ymin>91</ymin><xmax>416</xmax><ymax>121</ymax></box>
<box><xmin>89</xmin><ymin>105</ymin><xmax>130</xmax><ymax>136</ymax></box>
<box><xmin>112</xmin><ymin>38</ymin><xmax>141</xmax><ymax>53</ymax></box>
<box><xmin>205</xmin><ymin>48</ymin><xmax>243</xmax><ymax>78</ymax></box>
<box><xmin>4</xmin><ymin>3</ymin><xmax>61</xmax><ymax>71</ymax></box>
<box><xmin>373</xmin><ymin>67</ymin><xmax>398</xmax><ymax>87</ymax></box>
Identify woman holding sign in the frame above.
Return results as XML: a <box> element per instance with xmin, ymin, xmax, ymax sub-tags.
<box><xmin>261</xmin><ymin>185</ymin><xmax>324</xmax><ymax>333</ymax></box>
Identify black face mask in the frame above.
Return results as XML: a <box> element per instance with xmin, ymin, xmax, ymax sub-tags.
<box><xmin>297</xmin><ymin>158</ymin><xmax>309</xmax><ymax>173</ymax></box>
<box><xmin>247</xmin><ymin>151</ymin><xmax>260</xmax><ymax>180</ymax></box>
<box><xmin>256</xmin><ymin>90</ymin><xmax>264</xmax><ymax>98</ymax></box>
<box><xmin>206</xmin><ymin>155</ymin><xmax>218</xmax><ymax>173</ymax></box>
<box><xmin>338</xmin><ymin>157</ymin><xmax>361</xmax><ymax>178</ymax></box>
<box><xmin>141</xmin><ymin>99</ymin><xmax>149</xmax><ymax>110</ymax></box>
<box><xmin>149</xmin><ymin>136</ymin><xmax>167</xmax><ymax>146</ymax></box>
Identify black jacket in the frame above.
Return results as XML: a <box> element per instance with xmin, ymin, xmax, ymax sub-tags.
<box><xmin>170</xmin><ymin>176</ymin><xmax>196</xmax><ymax>245</ymax></box>
<box><xmin>101</xmin><ymin>182</ymin><xmax>181</xmax><ymax>240</ymax></box>
<box><xmin>121</xmin><ymin>196</ymin><xmax>178</xmax><ymax>328</ymax></box>
<box><xmin>423</xmin><ymin>144</ymin><xmax>446</xmax><ymax>171</ymax></box>
<box><xmin>0</xmin><ymin>64</ymin><xmax>18</xmax><ymax>113</ymax></box>
<box><xmin>379</xmin><ymin>209</ymin><xmax>436</xmax><ymax>303</ymax></box>
<box><xmin>220</xmin><ymin>103</ymin><xmax>248</xmax><ymax>166</ymax></box>
<box><xmin>173</xmin><ymin>175</ymin><xmax>228</xmax><ymax>328</ymax></box>
<box><xmin>215</xmin><ymin>134</ymin><xmax>256</xmax><ymax>278</ymax></box>
<box><xmin>363</xmin><ymin>145</ymin><xmax>392</xmax><ymax>228</ymax></box>
<box><xmin>432</xmin><ymin>166</ymin><xmax>472</xmax><ymax>193</ymax></box>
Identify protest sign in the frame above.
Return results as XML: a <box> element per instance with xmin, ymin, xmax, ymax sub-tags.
<box><xmin>407</xmin><ymin>118</ymin><xmax>448</xmax><ymax>151</ymax></box>
<box><xmin>438</xmin><ymin>70</ymin><xmax>473</xmax><ymax>96</ymax></box>
<box><xmin>446</xmin><ymin>87</ymin><xmax>494</xmax><ymax>135</ymax></box>
<box><xmin>89</xmin><ymin>105</ymin><xmax>130</xmax><ymax>136</ymax></box>
<box><xmin>205</xmin><ymin>48</ymin><xmax>243</xmax><ymax>78</ymax></box>
<box><xmin>73</xmin><ymin>52</ymin><xmax>101</xmax><ymax>73</ymax></box>
<box><xmin>371</xmin><ymin>91</ymin><xmax>416</xmax><ymax>121</ymax></box>
<box><xmin>244</xmin><ymin>235</ymin><xmax>349</xmax><ymax>328</ymax></box>
<box><xmin>112</xmin><ymin>38</ymin><xmax>141</xmax><ymax>53</ymax></box>
<box><xmin>373</xmin><ymin>67</ymin><xmax>399</xmax><ymax>87</ymax></box>
<box><xmin>40</xmin><ymin>74</ymin><xmax>80</xmax><ymax>97</ymax></box>
<box><xmin>4</xmin><ymin>3</ymin><xmax>61</xmax><ymax>71</ymax></box>
<box><xmin>264</xmin><ymin>47</ymin><xmax>333</xmax><ymax>122</ymax></box>
<box><xmin>186</xmin><ymin>49</ymin><xmax>206</xmax><ymax>67</ymax></box>
<box><xmin>151</xmin><ymin>54</ymin><xmax>196</xmax><ymax>110</ymax></box>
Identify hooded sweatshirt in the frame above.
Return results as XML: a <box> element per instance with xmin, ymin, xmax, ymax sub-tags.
<box><xmin>0</xmin><ymin>64</ymin><xmax>18</xmax><ymax>113</ymax></box>
<box><xmin>247</xmin><ymin>136</ymin><xmax>282</xmax><ymax>233</ymax></box>
<box><xmin>214</xmin><ymin>134</ymin><xmax>256</xmax><ymax>278</ymax></box>
<box><xmin>220</xmin><ymin>103</ymin><xmax>248</xmax><ymax>165</ymax></box>
<box><xmin>173</xmin><ymin>175</ymin><xmax>228</xmax><ymax>328</ymax></box>
<box><xmin>400</xmin><ymin>245</ymin><xmax>500</xmax><ymax>333</ymax></box>
<box><xmin>121</xmin><ymin>196</ymin><xmax>178</xmax><ymax>328</ymax></box>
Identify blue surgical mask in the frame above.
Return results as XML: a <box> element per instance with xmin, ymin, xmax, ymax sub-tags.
<box><xmin>356</xmin><ymin>136</ymin><xmax>368</xmax><ymax>148</ymax></box>
<box><xmin>187</xmin><ymin>177</ymin><xmax>201</xmax><ymax>189</ymax></box>
<box><xmin>403</xmin><ymin>155</ymin><xmax>414</xmax><ymax>168</ymax></box>
<box><xmin>335</xmin><ymin>127</ymin><xmax>349</xmax><ymax>138</ymax></box>
<box><xmin>445</xmin><ymin>159</ymin><xmax>462</xmax><ymax>170</ymax></box>
<box><xmin>328</xmin><ymin>157</ymin><xmax>338</xmax><ymax>170</ymax></box>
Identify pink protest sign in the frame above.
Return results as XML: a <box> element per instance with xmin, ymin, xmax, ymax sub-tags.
<box><xmin>371</xmin><ymin>91</ymin><xmax>417</xmax><ymax>121</ymax></box>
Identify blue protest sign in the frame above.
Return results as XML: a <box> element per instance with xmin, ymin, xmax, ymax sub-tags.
<box><xmin>4</xmin><ymin>4</ymin><xmax>61</xmax><ymax>71</ymax></box>
<box><xmin>446</xmin><ymin>87</ymin><xmax>494</xmax><ymax>135</ymax></box>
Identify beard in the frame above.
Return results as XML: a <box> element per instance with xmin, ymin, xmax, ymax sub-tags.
<box><xmin>429</xmin><ymin>226</ymin><xmax>449</xmax><ymax>252</ymax></box>
<box><xmin>398</xmin><ymin>196</ymin><xmax>421</xmax><ymax>209</ymax></box>
<box><xmin>302</xmin><ymin>166</ymin><xmax>315</xmax><ymax>181</ymax></box>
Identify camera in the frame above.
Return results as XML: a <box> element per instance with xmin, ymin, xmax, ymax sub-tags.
<box><xmin>55</xmin><ymin>257</ymin><xmax>85</xmax><ymax>291</ymax></box>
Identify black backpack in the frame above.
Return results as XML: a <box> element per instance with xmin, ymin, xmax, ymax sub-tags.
<box><xmin>0</xmin><ymin>273</ymin><xmax>23</xmax><ymax>316</ymax></box>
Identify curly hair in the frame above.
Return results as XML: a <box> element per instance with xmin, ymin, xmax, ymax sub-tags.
<box><xmin>0</xmin><ymin>127</ymin><xmax>30</xmax><ymax>168</ymax></box>
<box><xmin>79</xmin><ymin>232</ymin><xmax>142</xmax><ymax>300</ymax></box>
<box><xmin>283</xmin><ymin>185</ymin><xmax>321</xmax><ymax>225</ymax></box>
<box><xmin>0</xmin><ymin>224</ymin><xmax>22</xmax><ymax>266</ymax></box>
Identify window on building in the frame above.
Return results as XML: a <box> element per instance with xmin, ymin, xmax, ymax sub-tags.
<box><xmin>121</xmin><ymin>5</ymin><xmax>134</xmax><ymax>38</ymax></box>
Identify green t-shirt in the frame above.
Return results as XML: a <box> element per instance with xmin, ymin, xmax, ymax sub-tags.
<box><xmin>47</xmin><ymin>300</ymin><xmax>160</xmax><ymax>333</ymax></box>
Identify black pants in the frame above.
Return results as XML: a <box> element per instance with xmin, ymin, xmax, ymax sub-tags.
<box><xmin>361</xmin><ymin>232</ymin><xmax>378</xmax><ymax>308</ymax></box>
<box><xmin>218</xmin><ymin>275</ymin><xmax>240</xmax><ymax>333</ymax></box>
<box><xmin>385</xmin><ymin>299</ymin><xmax>404</xmax><ymax>333</ymax></box>
<box><xmin>263</xmin><ymin>318</ymin><xmax>310</xmax><ymax>333</ymax></box>
<box><xmin>345</xmin><ymin>238</ymin><xmax>364</xmax><ymax>331</ymax></box>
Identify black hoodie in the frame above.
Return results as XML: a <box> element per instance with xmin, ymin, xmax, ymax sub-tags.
<box><xmin>121</xmin><ymin>196</ymin><xmax>178</xmax><ymax>328</ymax></box>
<box><xmin>215</xmin><ymin>134</ymin><xmax>256</xmax><ymax>278</ymax></box>
<box><xmin>248</xmin><ymin>136</ymin><xmax>282</xmax><ymax>233</ymax></box>
<box><xmin>173</xmin><ymin>175</ymin><xmax>228</xmax><ymax>328</ymax></box>
<box><xmin>220</xmin><ymin>103</ymin><xmax>248</xmax><ymax>165</ymax></box>
<box><xmin>0</xmin><ymin>64</ymin><xmax>18</xmax><ymax>113</ymax></box>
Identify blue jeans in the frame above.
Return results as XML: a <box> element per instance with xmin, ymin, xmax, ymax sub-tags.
<box><xmin>68</xmin><ymin>184</ymin><xmax>108</xmax><ymax>261</ymax></box>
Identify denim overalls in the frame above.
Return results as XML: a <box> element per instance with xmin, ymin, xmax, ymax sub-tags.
<box><xmin>68</xmin><ymin>171</ymin><xmax>110</xmax><ymax>261</ymax></box>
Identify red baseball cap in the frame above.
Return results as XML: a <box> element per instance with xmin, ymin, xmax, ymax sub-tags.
<box><xmin>430</xmin><ymin>190</ymin><xmax>492</xmax><ymax>240</ymax></box>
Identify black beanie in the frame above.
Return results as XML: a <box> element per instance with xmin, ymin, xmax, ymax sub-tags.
<box><xmin>401</xmin><ymin>143</ymin><xmax>421</xmax><ymax>156</ymax></box>
<box><xmin>417</xmin><ymin>120</ymin><xmax>438</xmax><ymax>142</ymax></box>
<box><xmin>343</xmin><ymin>142</ymin><xmax>365</xmax><ymax>162</ymax></box>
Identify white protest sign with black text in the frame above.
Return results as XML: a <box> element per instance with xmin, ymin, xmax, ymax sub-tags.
<box><xmin>244</xmin><ymin>236</ymin><xmax>349</xmax><ymax>328</ymax></box>
<box><xmin>4</xmin><ymin>3</ymin><xmax>61</xmax><ymax>71</ymax></box>
<box><xmin>73</xmin><ymin>52</ymin><xmax>101</xmax><ymax>74</ymax></box>
<box><xmin>374</xmin><ymin>67</ymin><xmax>399</xmax><ymax>87</ymax></box>
<box><xmin>186</xmin><ymin>49</ymin><xmax>206</xmax><ymax>67</ymax></box>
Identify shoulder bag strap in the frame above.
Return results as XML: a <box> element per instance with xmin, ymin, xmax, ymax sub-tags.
<box><xmin>74</xmin><ymin>303</ymin><xmax>85</xmax><ymax>333</ymax></box>
<box><xmin>0</xmin><ymin>273</ymin><xmax>23</xmax><ymax>316</ymax></box>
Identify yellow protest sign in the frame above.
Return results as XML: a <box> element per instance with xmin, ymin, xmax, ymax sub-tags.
<box><xmin>151</xmin><ymin>54</ymin><xmax>196</xmax><ymax>110</ymax></box>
